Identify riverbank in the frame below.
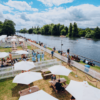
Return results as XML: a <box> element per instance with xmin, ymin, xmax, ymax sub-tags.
<box><xmin>0</xmin><ymin>41</ymin><xmax>100</xmax><ymax>100</ymax></box>
<box><xmin>17</xmin><ymin>33</ymin><xmax>100</xmax><ymax>66</ymax></box>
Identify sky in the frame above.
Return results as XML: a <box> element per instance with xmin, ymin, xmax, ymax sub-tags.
<box><xmin>0</xmin><ymin>0</ymin><xmax>100</xmax><ymax>30</ymax></box>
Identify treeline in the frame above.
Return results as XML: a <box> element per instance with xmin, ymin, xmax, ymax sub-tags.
<box><xmin>0</xmin><ymin>19</ymin><xmax>15</xmax><ymax>36</ymax></box>
<box><xmin>19</xmin><ymin>22</ymin><xmax>100</xmax><ymax>39</ymax></box>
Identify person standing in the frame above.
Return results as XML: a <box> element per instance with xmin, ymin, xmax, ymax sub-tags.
<box><xmin>53</xmin><ymin>47</ymin><xmax>56</xmax><ymax>52</ymax></box>
<box><xmin>41</xmin><ymin>52</ymin><xmax>44</xmax><ymax>61</ymax></box>
<box><xmin>37</xmin><ymin>53</ymin><xmax>40</xmax><ymax>62</ymax></box>
<box><xmin>51</xmin><ymin>49</ymin><xmax>54</xmax><ymax>59</ymax></box>
<box><xmin>67</xmin><ymin>54</ymin><xmax>71</xmax><ymax>66</ymax></box>
<box><xmin>67</xmin><ymin>49</ymin><xmax>70</xmax><ymax>54</ymax></box>
<box><xmin>9</xmin><ymin>52</ymin><xmax>12</xmax><ymax>60</ymax></box>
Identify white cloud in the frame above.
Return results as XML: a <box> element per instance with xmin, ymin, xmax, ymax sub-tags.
<box><xmin>0</xmin><ymin>4</ymin><xmax>100</xmax><ymax>29</ymax></box>
<box><xmin>4</xmin><ymin>0</ymin><xmax>38</xmax><ymax>11</ymax></box>
<box><xmin>38</xmin><ymin>0</ymin><xmax>73</xmax><ymax>7</ymax></box>
<box><xmin>29</xmin><ymin>1</ymin><xmax>33</xmax><ymax>5</ymax></box>
<box><xmin>0</xmin><ymin>4</ymin><xmax>12</xmax><ymax>12</ymax></box>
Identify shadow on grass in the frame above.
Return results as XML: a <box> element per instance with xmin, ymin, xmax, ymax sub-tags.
<box><xmin>50</xmin><ymin>87</ymin><xmax>71</xmax><ymax>100</ymax></box>
<box><xmin>11</xmin><ymin>83</ymin><xmax>33</xmax><ymax>97</ymax></box>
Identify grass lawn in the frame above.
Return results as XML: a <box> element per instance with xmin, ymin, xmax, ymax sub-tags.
<box><xmin>0</xmin><ymin>47</ymin><xmax>23</xmax><ymax>52</ymax></box>
<box><xmin>0</xmin><ymin>43</ymin><xmax>100</xmax><ymax>100</ymax></box>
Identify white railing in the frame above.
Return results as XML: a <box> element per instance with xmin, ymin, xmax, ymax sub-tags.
<box><xmin>0</xmin><ymin>59</ymin><xmax>61</xmax><ymax>79</ymax></box>
<box><xmin>28</xmin><ymin>41</ymin><xmax>100</xmax><ymax>81</ymax></box>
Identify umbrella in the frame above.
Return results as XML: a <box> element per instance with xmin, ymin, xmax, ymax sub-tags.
<box><xmin>48</xmin><ymin>65</ymin><xmax>72</xmax><ymax>76</ymax></box>
<box><xmin>19</xmin><ymin>90</ymin><xmax>58</xmax><ymax>100</ymax></box>
<box><xmin>15</xmin><ymin>50</ymin><xmax>28</xmax><ymax>54</ymax></box>
<box><xmin>11</xmin><ymin>39</ymin><xmax>17</xmax><ymax>42</ymax></box>
<box><xmin>12</xmin><ymin>36</ymin><xmax>17</xmax><ymax>39</ymax></box>
<box><xmin>0</xmin><ymin>52</ymin><xmax>9</xmax><ymax>58</ymax></box>
<box><xmin>13</xmin><ymin>71</ymin><xmax>43</xmax><ymax>85</ymax></box>
<box><xmin>14</xmin><ymin>61</ymin><xmax>36</xmax><ymax>71</ymax></box>
<box><xmin>19</xmin><ymin>39</ymin><xmax>24</xmax><ymax>42</ymax></box>
<box><xmin>0</xmin><ymin>35</ymin><xmax>7</xmax><ymax>41</ymax></box>
<box><xmin>65</xmin><ymin>80</ymin><xmax>100</xmax><ymax>100</ymax></box>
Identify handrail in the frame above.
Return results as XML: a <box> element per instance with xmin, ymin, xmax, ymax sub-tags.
<box><xmin>0</xmin><ymin>59</ymin><xmax>60</xmax><ymax>80</ymax></box>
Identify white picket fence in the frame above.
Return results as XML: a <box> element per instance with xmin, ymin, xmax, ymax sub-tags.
<box><xmin>28</xmin><ymin>41</ymin><xmax>100</xmax><ymax>81</ymax></box>
<box><xmin>0</xmin><ymin>59</ymin><xmax>61</xmax><ymax>79</ymax></box>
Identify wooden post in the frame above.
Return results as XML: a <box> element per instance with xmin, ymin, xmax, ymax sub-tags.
<box><xmin>96</xmin><ymin>80</ymin><xmax>98</xmax><ymax>87</ymax></box>
<box><xmin>75</xmin><ymin>69</ymin><xmax>78</xmax><ymax>77</ymax></box>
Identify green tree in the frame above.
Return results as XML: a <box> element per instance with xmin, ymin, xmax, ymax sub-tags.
<box><xmin>64</xmin><ymin>26</ymin><xmax>68</xmax><ymax>35</ymax></box>
<box><xmin>2</xmin><ymin>19</ymin><xmax>15</xmax><ymax>36</ymax></box>
<box><xmin>61</xmin><ymin>29</ymin><xmax>66</xmax><ymax>35</ymax></box>
<box><xmin>28</xmin><ymin>28</ymin><xmax>33</xmax><ymax>34</ymax></box>
<box><xmin>0</xmin><ymin>21</ymin><xmax>3</xmax><ymax>35</ymax></box>
<box><xmin>72</xmin><ymin>22</ymin><xmax>78</xmax><ymax>37</ymax></box>
<box><xmin>93</xmin><ymin>27</ymin><xmax>100</xmax><ymax>38</ymax></box>
<box><xmin>78</xmin><ymin>29</ymin><xmax>86</xmax><ymax>37</ymax></box>
<box><xmin>68</xmin><ymin>23</ymin><xmax>72</xmax><ymax>37</ymax></box>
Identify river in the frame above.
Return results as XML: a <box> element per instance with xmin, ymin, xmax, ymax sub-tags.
<box><xmin>16</xmin><ymin>33</ymin><xmax>100</xmax><ymax>66</ymax></box>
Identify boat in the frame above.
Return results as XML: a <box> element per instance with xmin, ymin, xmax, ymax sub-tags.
<box><xmin>60</xmin><ymin>35</ymin><xmax>66</xmax><ymax>38</ymax></box>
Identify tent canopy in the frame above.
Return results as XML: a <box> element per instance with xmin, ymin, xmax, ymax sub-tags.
<box><xmin>66</xmin><ymin>80</ymin><xmax>100</xmax><ymax>100</ymax></box>
<box><xmin>13</xmin><ymin>72</ymin><xmax>43</xmax><ymax>85</ymax></box>
<box><xmin>15</xmin><ymin>50</ymin><xmax>28</xmax><ymax>54</ymax></box>
<box><xmin>14</xmin><ymin>61</ymin><xmax>35</xmax><ymax>71</ymax></box>
<box><xmin>0</xmin><ymin>52</ymin><xmax>9</xmax><ymax>58</ymax></box>
<box><xmin>48</xmin><ymin>65</ymin><xmax>72</xmax><ymax>76</ymax></box>
<box><xmin>19</xmin><ymin>90</ymin><xmax>58</xmax><ymax>100</ymax></box>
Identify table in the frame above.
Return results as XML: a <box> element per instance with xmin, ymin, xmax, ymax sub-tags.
<box><xmin>49</xmin><ymin>78</ymin><xmax>67</xmax><ymax>92</ymax></box>
<box><xmin>41</xmin><ymin>69</ymin><xmax>52</xmax><ymax>79</ymax></box>
<box><xmin>18</xmin><ymin>86</ymin><xmax>39</xmax><ymax>96</ymax></box>
<box><xmin>49</xmin><ymin>78</ymin><xmax>67</xmax><ymax>85</ymax></box>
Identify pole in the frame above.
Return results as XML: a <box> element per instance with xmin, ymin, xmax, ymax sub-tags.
<box><xmin>61</xmin><ymin>40</ymin><xmax>62</xmax><ymax>51</ymax></box>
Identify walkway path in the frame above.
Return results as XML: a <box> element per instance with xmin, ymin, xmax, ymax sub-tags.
<box><xmin>28</xmin><ymin>41</ymin><xmax>100</xmax><ymax>81</ymax></box>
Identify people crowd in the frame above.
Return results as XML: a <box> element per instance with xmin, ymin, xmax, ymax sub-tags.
<box><xmin>0</xmin><ymin>52</ymin><xmax>18</xmax><ymax>67</ymax></box>
<box><xmin>32</xmin><ymin>49</ymin><xmax>44</xmax><ymax>62</ymax></box>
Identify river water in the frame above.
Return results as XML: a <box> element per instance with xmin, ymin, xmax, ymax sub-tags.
<box><xmin>17</xmin><ymin>33</ymin><xmax>100</xmax><ymax>66</ymax></box>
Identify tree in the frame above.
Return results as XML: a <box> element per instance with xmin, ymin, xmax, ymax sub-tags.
<box><xmin>78</xmin><ymin>29</ymin><xmax>86</xmax><ymax>37</ymax></box>
<box><xmin>28</xmin><ymin>28</ymin><xmax>33</xmax><ymax>34</ymax></box>
<box><xmin>72</xmin><ymin>22</ymin><xmax>78</xmax><ymax>37</ymax></box>
<box><xmin>64</xmin><ymin>26</ymin><xmax>68</xmax><ymax>35</ymax></box>
<box><xmin>61</xmin><ymin>29</ymin><xmax>66</xmax><ymax>35</ymax></box>
<box><xmin>2</xmin><ymin>19</ymin><xmax>15</xmax><ymax>36</ymax></box>
<box><xmin>93</xmin><ymin>27</ymin><xmax>100</xmax><ymax>38</ymax></box>
<box><xmin>0</xmin><ymin>21</ymin><xmax>3</xmax><ymax>35</ymax></box>
<box><xmin>68</xmin><ymin>23</ymin><xmax>72</xmax><ymax>37</ymax></box>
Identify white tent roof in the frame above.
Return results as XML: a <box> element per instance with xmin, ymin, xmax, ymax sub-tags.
<box><xmin>0</xmin><ymin>35</ymin><xmax>7</xmax><ymax>41</ymax></box>
<box><xmin>13</xmin><ymin>72</ymin><xmax>43</xmax><ymax>85</ymax></box>
<box><xmin>15</xmin><ymin>50</ymin><xmax>28</xmax><ymax>54</ymax></box>
<box><xmin>48</xmin><ymin>65</ymin><xmax>72</xmax><ymax>76</ymax></box>
<box><xmin>19</xmin><ymin>90</ymin><xmax>58</xmax><ymax>100</ymax></box>
<box><xmin>0</xmin><ymin>52</ymin><xmax>9</xmax><ymax>58</ymax></box>
<box><xmin>11</xmin><ymin>39</ymin><xmax>17</xmax><ymax>42</ymax></box>
<box><xmin>14</xmin><ymin>61</ymin><xmax>36</xmax><ymax>71</ymax></box>
<box><xmin>19</xmin><ymin>38</ymin><xmax>24</xmax><ymax>42</ymax></box>
<box><xmin>66</xmin><ymin>80</ymin><xmax>100</xmax><ymax>100</ymax></box>
<box><xmin>12</xmin><ymin>36</ymin><xmax>17</xmax><ymax>38</ymax></box>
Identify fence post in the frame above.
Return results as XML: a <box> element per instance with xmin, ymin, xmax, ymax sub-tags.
<box><xmin>96</xmin><ymin>80</ymin><xmax>98</xmax><ymax>87</ymax></box>
<box><xmin>75</xmin><ymin>69</ymin><xmax>78</xmax><ymax>77</ymax></box>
